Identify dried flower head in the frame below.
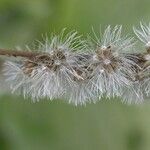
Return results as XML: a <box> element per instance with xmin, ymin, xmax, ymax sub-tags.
<box><xmin>87</xmin><ymin>26</ymin><xmax>138</xmax><ymax>102</ymax></box>
<box><xmin>133</xmin><ymin>22</ymin><xmax>150</xmax><ymax>99</ymax></box>
<box><xmin>4</xmin><ymin>30</ymin><xmax>87</xmax><ymax>102</ymax></box>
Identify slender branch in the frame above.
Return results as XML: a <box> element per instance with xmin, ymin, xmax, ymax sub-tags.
<box><xmin>0</xmin><ymin>48</ymin><xmax>41</xmax><ymax>58</ymax></box>
<box><xmin>0</xmin><ymin>48</ymin><xmax>148</xmax><ymax>70</ymax></box>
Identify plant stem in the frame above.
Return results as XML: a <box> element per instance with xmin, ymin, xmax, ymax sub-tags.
<box><xmin>0</xmin><ymin>48</ymin><xmax>41</xmax><ymax>58</ymax></box>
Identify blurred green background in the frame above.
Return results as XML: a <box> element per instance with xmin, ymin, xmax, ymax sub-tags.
<box><xmin>0</xmin><ymin>0</ymin><xmax>150</xmax><ymax>150</ymax></box>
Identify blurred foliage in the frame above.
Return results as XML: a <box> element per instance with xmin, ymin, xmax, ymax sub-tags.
<box><xmin>0</xmin><ymin>0</ymin><xmax>150</xmax><ymax>150</ymax></box>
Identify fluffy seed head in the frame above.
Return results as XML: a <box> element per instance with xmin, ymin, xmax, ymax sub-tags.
<box><xmin>4</xmin><ymin>30</ymin><xmax>87</xmax><ymax>102</ymax></box>
<box><xmin>87</xmin><ymin>26</ymin><xmax>138</xmax><ymax>100</ymax></box>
